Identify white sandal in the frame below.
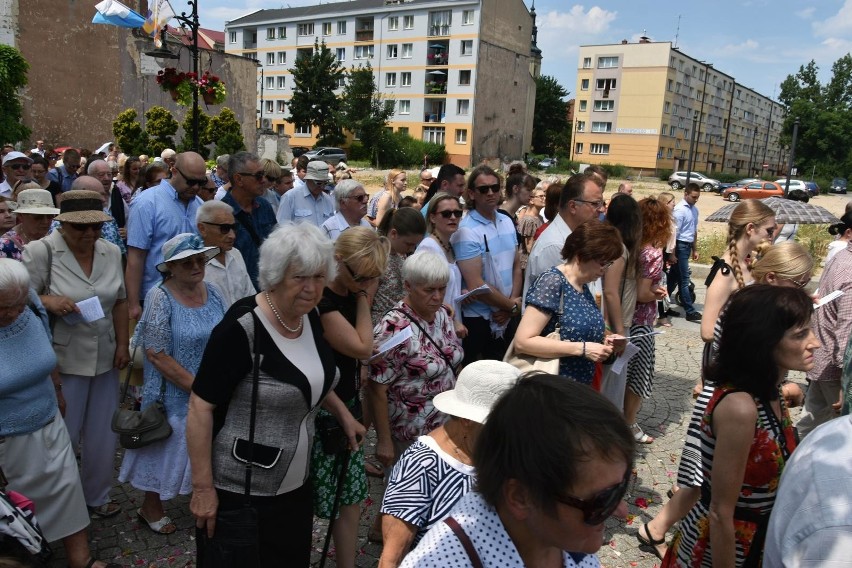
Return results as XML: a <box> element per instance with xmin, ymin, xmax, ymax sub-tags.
<box><xmin>631</xmin><ymin>423</ymin><xmax>654</xmax><ymax>444</ymax></box>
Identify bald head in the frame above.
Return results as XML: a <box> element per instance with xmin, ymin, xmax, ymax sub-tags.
<box><xmin>617</xmin><ymin>182</ymin><xmax>633</xmax><ymax>196</ymax></box>
<box><xmin>171</xmin><ymin>151</ymin><xmax>207</xmax><ymax>203</ymax></box>
<box><xmin>71</xmin><ymin>175</ymin><xmax>109</xmax><ymax>202</ymax></box>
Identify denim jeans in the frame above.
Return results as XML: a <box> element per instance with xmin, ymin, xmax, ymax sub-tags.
<box><xmin>667</xmin><ymin>240</ymin><xmax>697</xmax><ymax>315</ymax></box>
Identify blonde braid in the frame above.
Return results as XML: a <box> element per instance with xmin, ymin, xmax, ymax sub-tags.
<box><xmin>727</xmin><ymin>228</ymin><xmax>746</xmax><ymax>289</ymax></box>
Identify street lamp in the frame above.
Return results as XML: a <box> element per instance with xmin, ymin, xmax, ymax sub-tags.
<box><xmin>144</xmin><ymin>0</ymin><xmax>201</xmax><ymax>152</ymax></box>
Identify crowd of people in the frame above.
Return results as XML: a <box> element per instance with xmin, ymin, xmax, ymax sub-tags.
<box><xmin>1</xmin><ymin>141</ymin><xmax>851</xmax><ymax>568</ymax></box>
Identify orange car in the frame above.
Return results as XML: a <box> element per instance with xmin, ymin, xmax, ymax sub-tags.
<box><xmin>722</xmin><ymin>181</ymin><xmax>784</xmax><ymax>202</ymax></box>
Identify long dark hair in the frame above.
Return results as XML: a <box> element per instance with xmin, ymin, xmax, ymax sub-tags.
<box><xmin>605</xmin><ymin>193</ymin><xmax>642</xmax><ymax>278</ymax></box>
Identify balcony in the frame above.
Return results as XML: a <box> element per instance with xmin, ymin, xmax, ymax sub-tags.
<box><xmin>425</xmin><ymin>68</ymin><xmax>448</xmax><ymax>95</ymax></box>
<box><xmin>428</xmin><ymin>23</ymin><xmax>450</xmax><ymax>37</ymax></box>
<box><xmin>355</xmin><ymin>29</ymin><xmax>374</xmax><ymax>42</ymax></box>
<box><xmin>355</xmin><ymin>17</ymin><xmax>374</xmax><ymax>42</ymax></box>
<box><xmin>423</xmin><ymin>99</ymin><xmax>446</xmax><ymax>123</ymax></box>
<box><xmin>426</xmin><ymin>41</ymin><xmax>449</xmax><ymax>66</ymax></box>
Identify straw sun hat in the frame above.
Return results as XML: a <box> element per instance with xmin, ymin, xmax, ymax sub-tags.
<box><xmin>54</xmin><ymin>190</ymin><xmax>112</xmax><ymax>224</ymax></box>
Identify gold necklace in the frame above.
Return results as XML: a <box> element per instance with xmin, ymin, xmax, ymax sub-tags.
<box><xmin>265</xmin><ymin>291</ymin><xmax>303</xmax><ymax>334</ymax></box>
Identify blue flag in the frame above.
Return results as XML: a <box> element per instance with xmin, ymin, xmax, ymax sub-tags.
<box><xmin>92</xmin><ymin>0</ymin><xmax>146</xmax><ymax>28</ymax></box>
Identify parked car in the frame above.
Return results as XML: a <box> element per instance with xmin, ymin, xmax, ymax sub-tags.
<box><xmin>804</xmin><ymin>181</ymin><xmax>820</xmax><ymax>197</ymax></box>
<box><xmin>774</xmin><ymin>179</ymin><xmax>809</xmax><ymax>195</ymax></box>
<box><xmin>538</xmin><ymin>157</ymin><xmax>557</xmax><ymax>168</ymax></box>
<box><xmin>716</xmin><ymin>178</ymin><xmax>758</xmax><ymax>195</ymax></box>
<box><xmin>290</xmin><ymin>146</ymin><xmax>310</xmax><ymax>158</ymax></box>
<box><xmin>830</xmin><ymin>177</ymin><xmax>848</xmax><ymax>194</ymax></box>
<box><xmin>723</xmin><ymin>181</ymin><xmax>784</xmax><ymax>202</ymax></box>
<box><xmin>303</xmin><ymin>146</ymin><xmax>347</xmax><ymax>165</ymax></box>
<box><xmin>668</xmin><ymin>171</ymin><xmax>721</xmax><ymax>191</ymax></box>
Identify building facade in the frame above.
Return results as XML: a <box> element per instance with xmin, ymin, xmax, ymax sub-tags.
<box><xmin>573</xmin><ymin>39</ymin><xmax>785</xmax><ymax>177</ymax></box>
<box><xmin>225</xmin><ymin>0</ymin><xmax>540</xmax><ymax>167</ymax></box>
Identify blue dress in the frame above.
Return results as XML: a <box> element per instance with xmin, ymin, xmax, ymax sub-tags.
<box><xmin>525</xmin><ymin>267</ymin><xmax>604</xmax><ymax>384</ymax></box>
<box><xmin>118</xmin><ymin>282</ymin><xmax>225</xmax><ymax>499</ymax></box>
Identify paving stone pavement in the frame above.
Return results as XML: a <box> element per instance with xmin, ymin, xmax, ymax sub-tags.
<box><xmin>44</xmin><ymin>276</ymin><xmax>803</xmax><ymax>568</ymax></box>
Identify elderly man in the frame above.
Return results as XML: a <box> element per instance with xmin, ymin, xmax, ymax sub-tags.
<box><xmin>321</xmin><ymin>179</ymin><xmax>371</xmax><ymax>241</ymax></box>
<box><xmin>160</xmin><ymin>149</ymin><xmax>177</xmax><ymax>169</ymax></box>
<box><xmin>48</xmin><ymin>148</ymin><xmax>81</xmax><ymax>193</ymax></box>
<box><xmin>0</xmin><ymin>151</ymin><xmax>33</xmax><ymax>198</ymax></box>
<box><xmin>30</xmin><ymin>140</ymin><xmax>45</xmax><ymax>156</ymax></box>
<box><xmin>220</xmin><ymin>151</ymin><xmax>277</xmax><ymax>288</ymax></box>
<box><xmin>617</xmin><ymin>182</ymin><xmax>633</xmax><ymax>196</ymax></box>
<box><xmin>125</xmin><ymin>151</ymin><xmax>206</xmax><ymax>319</ymax></box>
<box><xmin>275</xmin><ymin>160</ymin><xmax>335</xmax><ymax>227</ymax></box>
<box><xmin>198</xmin><ymin>174</ymin><xmax>217</xmax><ymax>202</ymax></box>
<box><xmin>196</xmin><ymin>200</ymin><xmax>256</xmax><ymax>306</ymax></box>
<box><xmin>87</xmin><ymin>159</ymin><xmax>128</xmax><ymax>236</ymax></box>
<box><xmin>211</xmin><ymin>154</ymin><xmax>229</xmax><ymax>188</ymax></box>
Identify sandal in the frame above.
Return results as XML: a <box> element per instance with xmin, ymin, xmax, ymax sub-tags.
<box><xmin>364</xmin><ymin>456</ymin><xmax>384</xmax><ymax>478</ymax></box>
<box><xmin>656</xmin><ymin>318</ymin><xmax>673</xmax><ymax>328</ymax></box>
<box><xmin>631</xmin><ymin>423</ymin><xmax>654</xmax><ymax>444</ymax></box>
<box><xmin>88</xmin><ymin>500</ymin><xmax>121</xmax><ymax>519</ymax></box>
<box><xmin>636</xmin><ymin>523</ymin><xmax>667</xmax><ymax>560</ymax></box>
<box><xmin>136</xmin><ymin>508</ymin><xmax>177</xmax><ymax>535</ymax></box>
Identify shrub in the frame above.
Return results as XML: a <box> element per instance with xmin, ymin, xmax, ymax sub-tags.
<box><xmin>658</xmin><ymin>169</ymin><xmax>673</xmax><ymax>181</ymax></box>
<box><xmin>374</xmin><ymin>131</ymin><xmax>445</xmax><ymax>168</ymax></box>
<box><xmin>597</xmin><ymin>163</ymin><xmax>628</xmax><ymax>178</ymax></box>
<box><xmin>347</xmin><ymin>141</ymin><xmax>370</xmax><ymax>161</ymax></box>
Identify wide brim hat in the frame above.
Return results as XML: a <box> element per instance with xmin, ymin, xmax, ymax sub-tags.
<box><xmin>156</xmin><ymin>233</ymin><xmax>219</xmax><ymax>273</ymax></box>
<box><xmin>305</xmin><ymin>160</ymin><xmax>331</xmax><ymax>181</ymax></box>
<box><xmin>2</xmin><ymin>151</ymin><xmax>33</xmax><ymax>166</ymax></box>
<box><xmin>54</xmin><ymin>190</ymin><xmax>113</xmax><ymax>224</ymax></box>
<box><xmin>433</xmin><ymin>360</ymin><xmax>520</xmax><ymax>423</ymax></box>
<box><xmin>14</xmin><ymin>188</ymin><xmax>60</xmax><ymax>215</ymax></box>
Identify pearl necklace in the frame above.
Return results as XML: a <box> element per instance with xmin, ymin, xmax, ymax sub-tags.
<box><xmin>265</xmin><ymin>291</ymin><xmax>303</xmax><ymax>334</ymax></box>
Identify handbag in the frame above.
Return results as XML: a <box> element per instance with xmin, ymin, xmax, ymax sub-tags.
<box><xmin>503</xmin><ymin>284</ymin><xmax>564</xmax><ymax>374</ymax></box>
<box><xmin>196</xmin><ymin>313</ymin><xmax>262</xmax><ymax>568</ymax></box>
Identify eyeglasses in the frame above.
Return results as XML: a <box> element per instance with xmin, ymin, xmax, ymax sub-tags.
<box><xmin>202</xmin><ymin>221</ymin><xmax>237</xmax><ymax>234</ymax></box>
<box><xmin>238</xmin><ymin>171</ymin><xmax>265</xmax><ymax>181</ymax></box>
<box><xmin>346</xmin><ymin>193</ymin><xmax>369</xmax><ymax>203</ymax></box>
<box><xmin>789</xmin><ymin>274</ymin><xmax>810</xmax><ymax>288</ymax></box>
<box><xmin>7</xmin><ymin>163</ymin><xmax>31</xmax><ymax>171</ymax></box>
<box><xmin>68</xmin><ymin>222</ymin><xmax>104</xmax><ymax>232</ymax></box>
<box><xmin>474</xmin><ymin>183</ymin><xmax>501</xmax><ymax>194</ymax></box>
<box><xmin>573</xmin><ymin>198</ymin><xmax>606</xmax><ymax>210</ymax></box>
<box><xmin>344</xmin><ymin>262</ymin><xmax>379</xmax><ymax>283</ymax></box>
<box><xmin>532</xmin><ymin>194</ymin><xmax>545</xmax><ymax>200</ymax></box>
<box><xmin>555</xmin><ymin>467</ymin><xmax>631</xmax><ymax>526</ymax></box>
<box><xmin>438</xmin><ymin>209</ymin><xmax>464</xmax><ymax>219</ymax></box>
<box><xmin>175</xmin><ymin>165</ymin><xmax>208</xmax><ymax>187</ymax></box>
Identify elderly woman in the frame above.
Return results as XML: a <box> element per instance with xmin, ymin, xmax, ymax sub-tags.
<box><xmin>187</xmin><ymin>223</ymin><xmax>365</xmax><ymax>566</ymax></box>
<box><xmin>515</xmin><ymin>220</ymin><xmax>622</xmax><ymax>384</ymax></box>
<box><xmin>22</xmin><ymin>190</ymin><xmax>129</xmax><ymax>519</ymax></box>
<box><xmin>0</xmin><ymin>188</ymin><xmax>58</xmax><ymax>260</ymax></box>
<box><xmin>119</xmin><ymin>233</ymin><xmax>226</xmax><ymax>535</ymax></box>
<box><xmin>196</xmin><ymin>199</ymin><xmax>256</xmax><ymax>307</ymax></box>
<box><xmin>313</xmin><ymin>226</ymin><xmax>390</xmax><ymax>568</ymax></box>
<box><xmin>369</xmin><ymin>251</ymin><xmax>464</xmax><ymax>469</ymax></box>
<box><xmin>321</xmin><ymin>178</ymin><xmax>372</xmax><ymax>241</ymax></box>
<box><xmin>0</xmin><ymin>259</ymin><xmax>121</xmax><ymax>568</ymax></box>
<box><xmin>401</xmin><ymin>373</ymin><xmax>635</xmax><ymax>567</ymax></box>
<box><xmin>379</xmin><ymin>360</ymin><xmax>520</xmax><ymax>568</ymax></box>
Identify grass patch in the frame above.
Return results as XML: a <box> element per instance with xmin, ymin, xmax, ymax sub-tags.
<box><xmin>696</xmin><ymin>231</ymin><xmax>729</xmax><ymax>262</ymax></box>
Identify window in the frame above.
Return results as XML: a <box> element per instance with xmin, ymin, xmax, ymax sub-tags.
<box><xmin>265</xmin><ymin>77</ymin><xmax>274</xmax><ymax>89</ymax></box>
<box><xmin>594</xmin><ymin>100</ymin><xmax>614</xmax><ymax>111</ymax></box>
<box><xmin>664</xmin><ymin>101</ymin><xmax>670</xmax><ymax>113</ymax></box>
<box><xmin>278</xmin><ymin>26</ymin><xmax>286</xmax><ymax>39</ymax></box>
<box><xmin>459</xmin><ymin>70</ymin><xmax>471</xmax><ymax>86</ymax></box>
<box><xmin>590</xmin><ymin>143</ymin><xmax>610</xmax><ymax>155</ymax></box>
<box><xmin>401</xmin><ymin>43</ymin><xmax>413</xmax><ymax>58</ymax></box>
<box><xmin>456</xmin><ymin>129</ymin><xmax>468</xmax><ymax>144</ymax></box>
<box><xmin>297</xmin><ymin>23</ymin><xmax>314</xmax><ymax>36</ymax></box>
<box><xmin>578</xmin><ymin>100</ymin><xmax>587</xmax><ymax>111</ymax></box>
<box><xmin>398</xmin><ymin>100</ymin><xmax>410</xmax><ymax>114</ymax></box>
<box><xmin>278</xmin><ymin>51</ymin><xmax>286</xmax><ymax>64</ymax></box>
<box><xmin>266</xmin><ymin>28</ymin><xmax>276</xmax><ymax>40</ymax></box>
<box><xmin>277</xmin><ymin>124</ymin><xmax>285</xmax><ymax>135</ymax></box>
<box><xmin>423</xmin><ymin>126</ymin><xmax>445</xmax><ymax>144</ymax></box>
<box><xmin>596</xmin><ymin>78</ymin><xmax>616</xmax><ymax>90</ymax></box>
<box><xmin>388</xmin><ymin>16</ymin><xmax>399</xmax><ymax>30</ymax></box>
<box><xmin>229</xmin><ymin>31</ymin><xmax>237</xmax><ymax>43</ymax></box>
<box><xmin>457</xmin><ymin>99</ymin><xmax>470</xmax><ymax>115</ymax></box>
<box><xmin>337</xmin><ymin>76</ymin><xmax>345</xmax><ymax>88</ymax></box>
<box><xmin>400</xmin><ymin>72</ymin><xmax>412</xmax><ymax>86</ymax></box>
<box><xmin>336</xmin><ymin>48</ymin><xmax>345</xmax><ymax>62</ymax></box>
<box><xmin>265</xmin><ymin>100</ymin><xmax>273</xmax><ymax>113</ymax></box>
<box><xmin>337</xmin><ymin>21</ymin><xmax>346</xmax><ymax>34</ymax></box>
<box><xmin>576</xmin><ymin>120</ymin><xmax>585</xmax><ymax>132</ymax></box>
<box><xmin>277</xmin><ymin>76</ymin><xmax>286</xmax><ymax>89</ymax></box>
<box><xmin>591</xmin><ymin>121</ymin><xmax>612</xmax><ymax>133</ymax></box>
<box><xmin>669</xmin><ymin>125</ymin><xmax>676</xmax><ymax>136</ymax></box>
<box><xmin>666</xmin><ymin>148</ymin><xmax>673</xmax><ymax>158</ymax></box>
<box><xmin>398</xmin><ymin>127</ymin><xmax>409</xmax><ymax>135</ymax></box>
<box><xmin>582</xmin><ymin>57</ymin><xmax>591</xmax><ymax>68</ymax></box>
<box><xmin>461</xmin><ymin>40</ymin><xmax>473</xmax><ymax>56</ymax></box>
<box><xmin>322</xmin><ymin>22</ymin><xmax>332</xmax><ymax>36</ymax></box>
<box><xmin>462</xmin><ymin>10</ymin><xmax>474</xmax><ymax>25</ymax></box>
<box><xmin>575</xmin><ymin>142</ymin><xmax>583</xmax><ymax>154</ymax></box>
<box><xmin>387</xmin><ymin>44</ymin><xmax>398</xmax><ymax>59</ymax></box>
<box><xmin>295</xmin><ymin>124</ymin><xmax>311</xmax><ymax>135</ymax></box>
<box><xmin>386</xmin><ymin>73</ymin><xmax>397</xmax><ymax>87</ymax></box>
<box><xmin>245</xmin><ymin>52</ymin><xmax>257</xmax><ymax>60</ymax></box>
<box><xmin>597</xmin><ymin>56</ymin><xmax>618</xmax><ymax>68</ymax></box>
<box><xmin>428</xmin><ymin>10</ymin><xmax>451</xmax><ymax>36</ymax></box>
<box><xmin>266</xmin><ymin>53</ymin><xmax>275</xmax><ymax>65</ymax></box>
<box><xmin>667</xmin><ymin>79</ymin><xmax>673</xmax><ymax>92</ymax></box>
<box><xmin>354</xmin><ymin>45</ymin><xmax>374</xmax><ymax>59</ymax></box>
<box><xmin>580</xmin><ymin>78</ymin><xmax>589</xmax><ymax>91</ymax></box>
<box><xmin>403</xmin><ymin>15</ymin><xmax>414</xmax><ymax>29</ymax></box>
<box><xmin>276</xmin><ymin>100</ymin><xmax>286</xmax><ymax>112</ymax></box>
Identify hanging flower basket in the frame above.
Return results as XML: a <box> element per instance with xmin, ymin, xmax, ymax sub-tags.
<box><xmin>155</xmin><ymin>67</ymin><xmax>226</xmax><ymax>107</ymax></box>
<box><xmin>169</xmin><ymin>88</ymin><xmax>179</xmax><ymax>101</ymax></box>
<box><xmin>193</xmin><ymin>71</ymin><xmax>227</xmax><ymax>105</ymax></box>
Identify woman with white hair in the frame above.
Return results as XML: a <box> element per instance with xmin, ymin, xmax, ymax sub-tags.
<box><xmin>369</xmin><ymin>251</ymin><xmax>464</xmax><ymax>470</ymax></box>
<box><xmin>187</xmin><ymin>223</ymin><xmax>366</xmax><ymax>566</ymax></box>
<box><xmin>321</xmin><ymin>178</ymin><xmax>372</xmax><ymax>241</ymax></box>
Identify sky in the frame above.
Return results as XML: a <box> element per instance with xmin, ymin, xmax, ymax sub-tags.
<box><xmin>196</xmin><ymin>0</ymin><xmax>852</xmax><ymax>102</ymax></box>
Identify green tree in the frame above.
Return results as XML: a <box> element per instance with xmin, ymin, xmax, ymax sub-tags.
<box><xmin>341</xmin><ymin>64</ymin><xmax>395</xmax><ymax>164</ymax></box>
<box><xmin>0</xmin><ymin>45</ymin><xmax>31</xmax><ymax>144</ymax></box>
<box><xmin>206</xmin><ymin>107</ymin><xmax>245</xmax><ymax>155</ymax></box>
<box><xmin>531</xmin><ymin>75</ymin><xmax>571</xmax><ymax>155</ymax></box>
<box><xmin>144</xmin><ymin>106</ymin><xmax>179</xmax><ymax>157</ymax></box>
<box><xmin>177</xmin><ymin>109</ymin><xmax>211</xmax><ymax>158</ymax></box>
<box><xmin>112</xmin><ymin>109</ymin><xmax>148</xmax><ymax>156</ymax></box>
<box><xmin>288</xmin><ymin>40</ymin><xmax>345</xmax><ymax>145</ymax></box>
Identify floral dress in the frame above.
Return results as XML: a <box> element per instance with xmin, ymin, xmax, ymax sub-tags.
<box><xmin>0</xmin><ymin>228</ymin><xmax>26</xmax><ymax>261</ymax></box>
<box><xmin>667</xmin><ymin>385</ymin><xmax>796</xmax><ymax>568</ymax></box>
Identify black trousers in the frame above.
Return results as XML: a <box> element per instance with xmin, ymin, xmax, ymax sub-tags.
<box><xmin>461</xmin><ymin>316</ymin><xmax>517</xmax><ymax>366</ymax></box>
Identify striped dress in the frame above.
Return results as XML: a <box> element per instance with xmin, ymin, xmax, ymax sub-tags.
<box><xmin>668</xmin><ymin>386</ymin><xmax>796</xmax><ymax>568</ymax></box>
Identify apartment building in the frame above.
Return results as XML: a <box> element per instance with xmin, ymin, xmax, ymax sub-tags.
<box><xmin>225</xmin><ymin>0</ymin><xmax>540</xmax><ymax>167</ymax></box>
<box><xmin>573</xmin><ymin>39</ymin><xmax>785</xmax><ymax>177</ymax></box>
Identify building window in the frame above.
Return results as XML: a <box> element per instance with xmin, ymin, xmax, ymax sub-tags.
<box><xmin>229</xmin><ymin>31</ymin><xmax>237</xmax><ymax>43</ymax></box>
<box><xmin>276</xmin><ymin>100</ymin><xmax>286</xmax><ymax>112</ymax></box>
<box><xmin>399</xmin><ymin>100</ymin><xmax>410</xmax><ymax>114</ymax></box>
<box><xmin>576</xmin><ymin>120</ymin><xmax>585</xmax><ymax>132</ymax></box>
<box><xmin>591</xmin><ymin>121</ymin><xmax>612</xmax><ymax>133</ymax></box>
<box><xmin>597</xmin><ymin>56</ymin><xmax>618</xmax><ymax>68</ymax></box>
<box><xmin>593</xmin><ymin>100</ymin><xmax>614</xmax><ymax>111</ymax></box>
<box><xmin>664</xmin><ymin>101</ymin><xmax>670</xmax><ymax>113</ymax></box>
<box><xmin>278</xmin><ymin>51</ymin><xmax>286</xmax><ymax>64</ymax></box>
<box><xmin>265</xmin><ymin>77</ymin><xmax>274</xmax><ymax>89</ymax></box>
<box><xmin>456</xmin><ymin>129</ymin><xmax>468</xmax><ymax>144</ymax></box>
<box><xmin>386</xmin><ymin>73</ymin><xmax>397</xmax><ymax>87</ymax></box>
<box><xmin>266</xmin><ymin>52</ymin><xmax>275</xmax><ymax>65</ymax></box>
<box><xmin>667</xmin><ymin>79</ymin><xmax>673</xmax><ymax>92</ymax></box>
<box><xmin>459</xmin><ymin>70</ymin><xmax>471</xmax><ymax>86</ymax></box>
<box><xmin>266</xmin><ymin>28</ymin><xmax>276</xmax><ymax>40</ymax></box>
<box><xmin>423</xmin><ymin>126</ymin><xmax>445</xmax><ymax>144</ymax></box>
<box><xmin>277</xmin><ymin>124</ymin><xmax>285</xmax><ymax>135</ymax></box>
<box><xmin>575</xmin><ymin>142</ymin><xmax>583</xmax><ymax>154</ymax></box>
<box><xmin>388</xmin><ymin>16</ymin><xmax>399</xmax><ymax>30</ymax></box>
<box><xmin>277</xmin><ymin>76</ymin><xmax>286</xmax><ymax>89</ymax></box>
<box><xmin>337</xmin><ymin>21</ymin><xmax>346</xmax><ymax>34</ymax></box>
<box><xmin>295</xmin><ymin>124</ymin><xmax>311</xmax><ymax>135</ymax></box>
<box><xmin>354</xmin><ymin>45</ymin><xmax>374</xmax><ymax>59</ymax></box>
<box><xmin>667</xmin><ymin>148</ymin><xmax>673</xmax><ymax>158</ymax></box>
<box><xmin>428</xmin><ymin>10</ymin><xmax>451</xmax><ymax>36</ymax></box>
<box><xmin>669</xmin><ymin>125</ymin><xmax>676</xmax><ymax>136</ymax></box>
<box><xmin>401</xmin><ymin>43</ymin><xmax>413</xmax><ymax>58</ymax></box>
<box><xmin>462</xmin><ymin>10</ymin><xmax>474</xmax><ymax>25</ymax></box>
<box><xmin>245</xmin><ymin>52</ymin><xmax>257</xmax><ymax>60</ymax></box>
<box><xmin>583</xmin><ymin>57</ymin><xmax>591</xmax><ymax>68</ymax></box>
<box><xmin>278</xmin><ymin>26</ymin><xmax>286</xmax><ymax>38</ymax></box>
<box><xmin>595</xmin><ymin>78</ymin><xmax>616</xmax><ymax>90</ymax></box>
<box><xmin>297</xmin><ymin>23</ymin><xmax>314</xmax><ymax>36</ymax></box>
<box><xmin>336</xmin><ymin>48</ymin><xmax>345</xmax><ymax>62</ymax></box>
<box><xmin>403</xmin><ymin>15</ymin><xmax>414</xmax><ymax>29</ymax></box>
<box><xmin>457</xmin><ymin>99</ymin><xmax>470</xmax><ymax>115</ymax></box>
<box><xmin>387</xmin><ymin>44</ymin><xmax>398</xmax><ymax>59</ymax></box>
<box><xmin>581</xmin><ymin>78</ymin><xmax>589</xmax><ymax>91</ymax></box>
<box><xmin>590</xmin><ymin>143</ymin><xmax>610</xmax><ymax>155</ymax></box>
<box><xmin>322</xmin><ymin>22</ymin><xmax>332</xmax><ymax>35</ymax></box>
<box><xmin>401</xmin><ymin>72</ymin><xmax>412</xmax><ymax>86</ymax></box>
<box><xmin>337</xmin><ymin>76</ymin><xmax>345</xmax><ymax>88</ymax></box>
<box><xmin>460</xmin><ymin>40</ymin><xmax>473</xmax><ymax>56</ymax></box>
<box><xmin>578</xmin><ymin>100</ymin><xmax>587</xmax><ymax>111</ymax></box>
<box><xmin>265</xmin><ymin>100</ymin><xmax>273</xmax><ymax>113</ymax></box>
<box><xmin>398</xmin><ymin>127</ymin><xmax>409</xmax><ymax>135</ymax></box>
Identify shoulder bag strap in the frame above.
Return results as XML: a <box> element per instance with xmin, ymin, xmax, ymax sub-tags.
<box><xmin>245</xmin><ymin>311</ymin><xmax>261</xmax><ymax>502</ymax></box>
<box><xmin>443</xmin><ymin>517</ymin><xmax>484</xmax><ymax>568</ymax></box>
<box><xmin>391</xmin><ymin>307</ymin><xmax>457</xmax><ymax>378</ymax></box>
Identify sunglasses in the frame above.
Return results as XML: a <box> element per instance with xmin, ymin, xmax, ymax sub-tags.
<box><xmin>555</xmin><ymin>467</ymin><xmax>631</xmax><ymax>525</ymax></box>
<box><xmin>7</xmin><ymin>163</ymin><xmax>31</xmax><ymax>171</ymax></box>
<box><xmin>344</xmin><ymin>262</ymin><xmax>378</xmax><ymax>283</ymax></box>
<box><xmin>68</xmin><ymin>222</ymin><xmax>104</xmax><ymax>232</ymax></box>
<box><xmin>202</xmin><ymin>221</ymin><xmax>237</xmax><ymax>234</ymax></box>
<box><xmin>474</xmin><ymin>183</ymin><xmax>501</xmax><ymax>194</ymax></box>
<box><xmin>175</xmin><ymin>165</ymin><xmax>208</xmax><ymax>187</ymax></box>
<box><xmin>238</xmin><ymin>171</ymin><xmax>266</xmax><ymax>181</ymax></box>
<box><xmin>266</xmin><ymin>175</ymin><xmax>281</xmax><ymax>183</ymax></box>
<box><xmin>346</xmin><ymin>194</ymin><xmax>369</xmax><ymax>203</ymax></box>
<box><xmin>438</xmin><ymin>209</ymin><xmax>463</xmax><ymax>219</ymax></box>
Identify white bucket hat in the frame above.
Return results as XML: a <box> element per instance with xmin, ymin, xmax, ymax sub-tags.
<box><xmin>305</xmin><ymin>160</ymin><xmax>331</xmax><ymax>181</ymax></box>
<box><xmin>156</xmin><ymin>233</ymin><xmax>219</xmax><ymax>273</ymax></box>
<box><xmin>433</xmin><ymin>360</ymin><xmax>521</xmax><ymax>423</ymax></box>
<box><xmin>13</xmin><ymin>189</ymin><xmax>60</xmax><ymax>215</ymax></box>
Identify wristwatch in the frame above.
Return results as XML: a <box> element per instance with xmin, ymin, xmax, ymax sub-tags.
<box><xmin>510</xmin><ymin>301</ymin><xmax>520</xmax><ymax>316</ymax></box>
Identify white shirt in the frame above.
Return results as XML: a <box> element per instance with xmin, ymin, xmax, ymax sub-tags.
<box><xmin>321</xmin><ymin>211</ymin><xmax>372</xmax><ymax>241</ymax></box>
<box><xmin>416</xmin><ymin>236</ymin><xmax>463</xmax><ymax>323</ymax></box>
<box><xmin>203</xmin><ymin>249</ymin><xmax>257</xmax><ymax>307</ymax></box>
<box><xmin>275</xmin><ymin>183</ymin><xmax>335</xmax><ymax>228</ymax></box>
<box><xmin>0</xmin><ymin>180</ymin><xmax>12</xmax><ymax>198</ymax></box>
<box><xmin>523</xmin><ymin>213</ymin><xmax>571</xmax><ymax>301</ymax></box>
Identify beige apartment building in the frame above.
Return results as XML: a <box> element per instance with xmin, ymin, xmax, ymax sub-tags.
<box><xmin>573</xmin><ymin>39</ymin><xmax>786</xmax><ymax>177</ymax></box>
<box><xmin>226</xmin><ymin>0</ymin><xmax>541</xmax><ymax>167</ymax></box>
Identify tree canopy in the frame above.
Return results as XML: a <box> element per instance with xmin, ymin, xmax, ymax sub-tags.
<box><xmin>0</xmin><ymin>45</ymin><xmax>31</xmax><ymax>144</ymax></box>
<box><xmin>532</xmin><ymin>75</ymin><xmax>570</xmax><ymax>155</ymax></box>
<box><xmin>340</xmin><ymin>63</ymin><xmax>395</xmax><ymax>165</ymax></box>
<box><xmin>288</xmin><ymin>40</ymin><xmax>345</xmax><ymax>146</ymax></box>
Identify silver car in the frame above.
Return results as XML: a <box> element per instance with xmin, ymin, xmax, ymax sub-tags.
<box><xmin>304</xmin><ymin>147</ymin><xmax>347</xmax><ymax>165</ymax></box>
<box><xmin>668</xmin><ymin>171</ymin><xmax>721</xmax><ymax>191</ymax></box>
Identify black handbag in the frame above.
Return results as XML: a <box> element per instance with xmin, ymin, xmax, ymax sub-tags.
<box><xmin>196</xmin><ymin>314</ymin><xmax>262</xmax><ymax>568</ymax></box>
<box><xmin>316</xmin><ymin>398</ymin><xmax>362</xmax><ymax>455</ymax></box>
